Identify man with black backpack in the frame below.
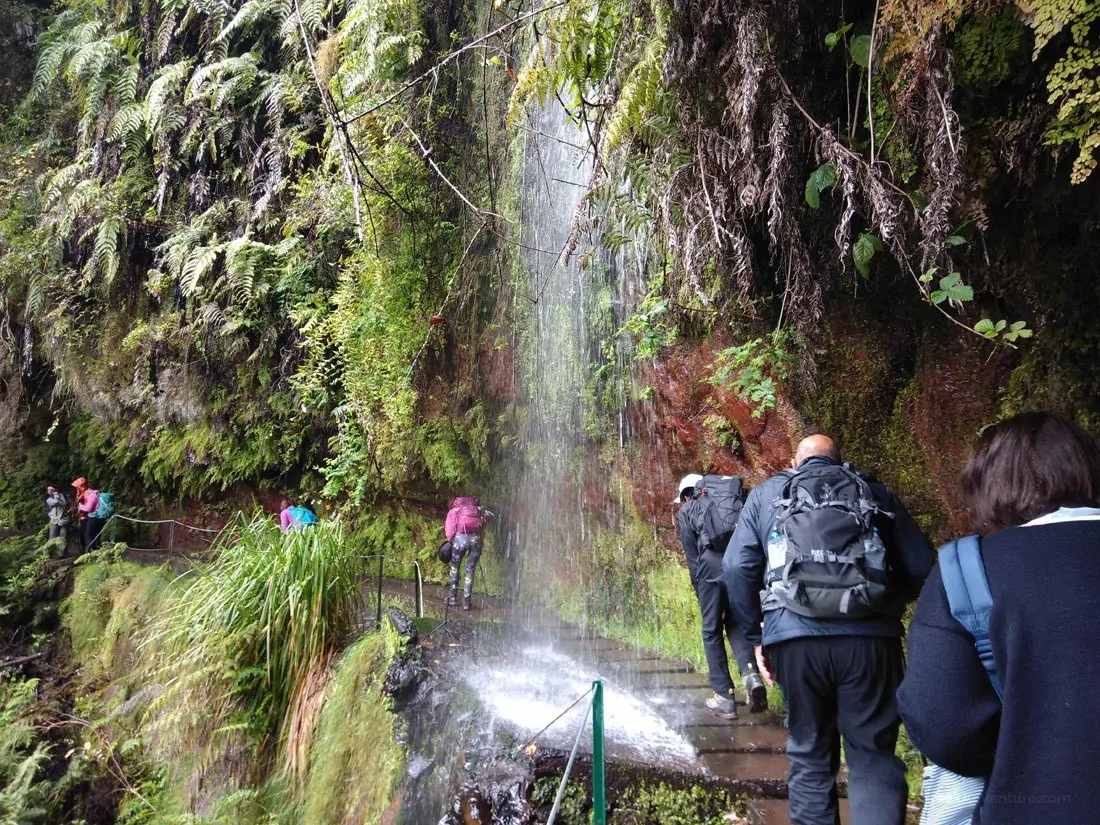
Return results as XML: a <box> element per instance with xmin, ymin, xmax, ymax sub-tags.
<box><xmin>725</xmin><ymin>435</ymin><xmax>932</xmax><ymax>825</ymax></box>
<box><xmin>675</xmin><ymin>472</ymin><xmax>768</xmax><ymax>720</ymax></box>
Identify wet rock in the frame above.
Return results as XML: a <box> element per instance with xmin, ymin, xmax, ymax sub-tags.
<box><xmin>383</xmin><ymin>607</ymin><xmax>425</xmax><ymax>700</ymax></box>
<box><xmin>440</xmin><ymin>780</ymin><xmax>533</xmax><ymax>825</ymax></box>
<box><xmin>386</xmin><ymin>606</ymin><xmax>419</xmax><ymax>643</ymax></box>
<box><xmin>458</xmin><ymin>784</ymin><xmax>492</xmax><ymax>823</ymax></box>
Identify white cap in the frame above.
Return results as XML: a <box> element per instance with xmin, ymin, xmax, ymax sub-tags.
<box><xmin>673</xmin><ymin>473</ymin><xmax>703</xmax><ymax>504</ymax></box>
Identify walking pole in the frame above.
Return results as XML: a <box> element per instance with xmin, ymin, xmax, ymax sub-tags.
<box><xmin>592</xmin><ymin>679</ymin><xmax>606</xmax><ymax>825</ymax></box>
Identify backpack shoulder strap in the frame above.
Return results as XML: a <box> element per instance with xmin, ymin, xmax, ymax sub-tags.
<box><xmin>938</xmin><ymin>535</ymin><xmax>1004</xmax><ymax>700</ymax></box>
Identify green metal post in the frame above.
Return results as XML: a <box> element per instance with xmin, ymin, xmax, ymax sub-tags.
<box><xmin>592</xmin><ymin>679</ymin><xmax>606</xmax><ymax>825</ymax></box>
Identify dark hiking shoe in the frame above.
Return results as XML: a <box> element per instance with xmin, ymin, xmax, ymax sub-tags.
<box><xmin>705</xmin><ymin>691</ymin><xmax>738</xmax><ymax>720</ymax></box>
<box><xmin>744</xmin><ymin>672</ymin><xmax>768</xmax><ymax>714</ymax></box>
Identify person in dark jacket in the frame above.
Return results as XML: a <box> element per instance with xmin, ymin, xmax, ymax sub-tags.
<box><xmin>674</xmin><ymin>474</ymin><xmax>767</xmax><ymax>720</ymax></box>
<box><xmin>725</xmin><ymin>434</ymin><xmax>933</xmax><ymax>825</ymax></box>
<box><xmin>897</xmin><ymin>411</ymin><xmax>1100</xmax><ymax>825</ymax></box>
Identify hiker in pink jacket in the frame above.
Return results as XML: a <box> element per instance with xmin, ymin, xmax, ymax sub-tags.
<box><xmin>444</xmin><ymin>496</ymin><xmax>495</xmax><ymax>610</ymax></box>
<box><xmin>72</xmin><ymin>477</ymin><xmax>102</xmax><ymax>552</ymax></box>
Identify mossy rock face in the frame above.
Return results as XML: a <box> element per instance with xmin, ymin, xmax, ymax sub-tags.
<box><xmin>797</xmin><ymin>301</ymin><xmax>1013</xmax><ymax>544</ymax></box>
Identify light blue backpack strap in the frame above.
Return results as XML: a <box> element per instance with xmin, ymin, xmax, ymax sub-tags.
<box><xmin>938</xmin><ymin>535</ymin><xmax>1004</xmax><ymax>700</ymax></box>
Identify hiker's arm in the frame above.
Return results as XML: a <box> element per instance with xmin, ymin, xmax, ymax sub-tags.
<box><xmin>727</xmin><ymin>489</ymin><xmax>767</xmax><ymax>646</ymax></box>
<box><xmin>444</xmin><ymin>508</ymin><xmax>457</xmax><ymax>541</ymax></box>
<box><xmin>677</xmin><ymin>507</ymin><xmax>700</xmax><ymax>587</ymax></box>
<box><xmin>881</xmin><ymin>488</ymin><xmax>934</xmax><ymax>602</ymax></box>
<box><xmin>897</xmin><ymin>564</ymin><xmax>1000</xmax><ymax>777</ymax></box>
<box><xmin>79</xmin><ymin>490</ymin><xmax>98</xmax><ymax>514</ymax></box>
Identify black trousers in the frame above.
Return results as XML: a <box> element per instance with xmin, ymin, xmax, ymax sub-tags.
<box><xmin>82</xmin><ymin>517</ymin><xmax>105</xmax><ymax>552</ymax></box>
<box><xmin>769</xmin><ymin>635</ymin><xmax>908</xmax><ymax>825</ymax></box>
<box><xmin>695</xmin><ymin>549</ymin><xmax>756</xmax><ymax>695</ymax></box>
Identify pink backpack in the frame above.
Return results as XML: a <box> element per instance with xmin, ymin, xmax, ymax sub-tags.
<box><xmin>451</xmin><ymin>496</ymin><xmax>487</xmax><ymax>535</ymax></box>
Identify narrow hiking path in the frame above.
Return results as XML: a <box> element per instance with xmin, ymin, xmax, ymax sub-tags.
<box><xmin>108</xmin><ymin>549</ymin><xmax>910</xmax><ymax>824</ymax></box>
<box><xmin>386</xmin><ymin>578</ymin><xmax>870</xmax><ymax>825</ymax></box>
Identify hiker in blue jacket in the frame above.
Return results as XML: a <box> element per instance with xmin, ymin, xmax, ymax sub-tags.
<box><xmin>898</xmin><ymin>411</ymin><xmax>1100</xmax><ymax>825</ymax></box>
<box><xmin>726</xmin><ymin>434</ymin><xmax>933</xmax><ymax>825</ymax></box>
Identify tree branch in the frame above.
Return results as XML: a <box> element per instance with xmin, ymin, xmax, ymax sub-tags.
<box><xmin>341</xmin><ymin>0</ymin><xmax>570</xmax><ymax>126</ymax></box>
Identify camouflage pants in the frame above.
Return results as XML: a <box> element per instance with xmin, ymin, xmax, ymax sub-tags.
<box><xmin>448</xmin><ymin>533</ymin><xmax>483</xmax><ymax>599</ymax></box>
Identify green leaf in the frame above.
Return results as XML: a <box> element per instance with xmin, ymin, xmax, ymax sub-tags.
<box><xmin>937</xmin><ymin>272</ymin><xmax>973</xmax><ymax>306</ymax></box>
<box><xmin>825</xmin><ymin>22</ymin><xmax>852</xmax><ymax>51</ymax></box>
<box><xmin>974</xmin><ymin>319</ymin><xmax>997</xmax><ymax>338</ymax></box>
<box><xmin>804</xmin><ymin>162</ymin><xmax>838</xmax><ymax>209</ymax></box>
<box><xmin>946</xmin><ymin>234</ymin><xmax>966</xmax><ymax>246</ymax></box>
<box><xmin>850</xmin><ymin>34</ymin><xmax>872</xmax><ymax>68</ymax></box>
<box><xmin>919</xmin><ymin>268</ymin><xmax>936</xmax><ymax>284</ymax></box>
<box><xmin>853</xmin><ymin>232</ymin><xmax>880</xmax><ymax>279</ymax></box>
<box><xmin>930</xmin><ymin>290</ymin><xmax>947</xmax><ymax>305</ymax></box>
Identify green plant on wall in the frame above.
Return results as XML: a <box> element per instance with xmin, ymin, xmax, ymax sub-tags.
<box><xmin>709</xmin><ymin>330</ymin><xmax>798</xmax><ymax>418</ymax></box>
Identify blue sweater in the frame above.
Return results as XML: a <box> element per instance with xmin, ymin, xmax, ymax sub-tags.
<box><xmin>897</xmin><ymin>519</ymin><xmax>1100</xmax><ymax>824</ymax></box>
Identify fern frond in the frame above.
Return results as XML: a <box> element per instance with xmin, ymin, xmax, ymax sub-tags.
<box><xmin>108</xmin><ymin>102</ymin><xmax>146</xmax><ymax>142</ymax></box>
<box><xmin>182</xmin><ymin>245</ymin><xmax>221</xmax><ymax>296</ymax></box>
<box><xmin>218</xmin><ymin>0</ymin><xmax>276</xmax><ymax>42</ymax></box>
<box><xmin>86</xmin><ymin>213</ymin><xmax>126</xmax><ymax>285</ymax></box>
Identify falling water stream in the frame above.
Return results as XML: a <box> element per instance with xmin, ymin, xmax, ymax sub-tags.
<box><xmin>391</xmin><ymin>99</ymin><xmax>695</xmax><ymax>824</ymax></box>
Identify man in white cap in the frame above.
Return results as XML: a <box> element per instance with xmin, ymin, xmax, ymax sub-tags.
<box><xmin>674</xmin><ymin>473</ymin><xmax>767</xmax><ymax>719</ymax></box>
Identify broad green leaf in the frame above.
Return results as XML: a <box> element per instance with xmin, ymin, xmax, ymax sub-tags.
<box><xmin>919</xmin><ymin>268</ymin><xmax>936</xmax><ymax>284</ymax></box>
<box><xmin>853</xmin><ymin>232</ymin><xmax>880</xmax><ymax>280</ymax></box>
<box><xmin>850</xmin><ymin>35</ymin><xmax>872</xmax><ymax>68</ymax></box>
<box><xmin>804</xmin><ymin>162</ymin><xmax>837</xmax><ymax>209</ymax></box>
<box><xmin>974</xmin><ymin>319</ymin><xmax>997</xmax><ymax>337</ymax></box>
<box><xmin>946</xmin><ymin>234</ymin><xmax>966</xmax><ymax>246</ymax></box>
<box><xmin>930</xmin><ymin>290</ymin><xmax>947</xmax><ymax>305</ymax></box>
<box><xmin>938</xmin><ymin>272</ymin><xmax>962</xmax><ymax>290</ymax></box>
<box><xmin>947</xmin><ymin>284</ymin><xmax>974</xmax><ymax>303</ymax></box>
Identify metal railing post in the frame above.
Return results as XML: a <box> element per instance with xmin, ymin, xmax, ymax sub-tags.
<box><xmin>412</xmin><ymin>561</ymin><xmax>424</xmax><ymax>619</ymax></box>
<box><xmin>168</xmin><ymin>521</ymin><xmax>175</xmax><ymax>555</ymax></box>
<box><xmin>376</xmin><ymin>553</ymin><xmax>384</xmax><ymax>627</ymax></box>
<box><xmin>592</xmin><ymin>679</ymin><xmax>606</xmax><ymax>825</ymax></box>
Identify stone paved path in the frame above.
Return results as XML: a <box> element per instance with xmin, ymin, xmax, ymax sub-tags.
<box><xmin>384</xmin><ymin>577</ymin><xmax>867</xmax><ymax>824</ymax></box>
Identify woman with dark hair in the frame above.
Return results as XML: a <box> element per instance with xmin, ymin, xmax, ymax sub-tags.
<box><xmin>897</xmin><ymin>411</ymin><xmax>1100</xmax><ymax>824</ymax></box>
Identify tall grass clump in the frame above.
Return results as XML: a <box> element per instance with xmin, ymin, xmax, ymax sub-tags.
<box><xmin>140</xmin><ymin>514</ymin><xmax>365</xmax><ymax>806</ymax></box>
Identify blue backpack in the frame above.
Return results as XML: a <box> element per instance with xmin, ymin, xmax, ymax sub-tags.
<box><xmin>919</xmin><ymin>535</ymin><xmax>1002</xmax><ymax>825</ymax></box>
<box><xmin>92</xmin><ymin>491</ymin><xmax>115</xmax><ymax>520</ymax></box>
<box><xmin>289</xmin><ymin>506</ymin><xmax>318</xmax><ymax>527</ymax></box>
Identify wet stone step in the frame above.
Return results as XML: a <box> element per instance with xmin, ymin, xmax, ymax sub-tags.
<box><xmin>700</xmin><ymin>751</ymin><xmax>791</xmax><ymax>785</ymax></box>
<box><xmin>683</xmin><ymin>721</ymin><xmax>789</xmax><ymax>753</ymax></box>
<box><xmin>750</xmin><ymin>798</ymin><xmax>851</xmax><ymax>824</ymax></box>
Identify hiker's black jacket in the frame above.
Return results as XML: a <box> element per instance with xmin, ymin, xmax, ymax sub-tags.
<box><xmin>677</xmin><ymin>498</ymin><xmax>710</xmax><ymax>589</ymax></box>
<box><xmin>725</xmin><ymin>456</ymin><xmax>933</xmax><ymax>647</ymax></box>
<box><xmin>898</xmin><ymin>517</ymin><xmax>1100</xmax><ymax>824</ymax></box>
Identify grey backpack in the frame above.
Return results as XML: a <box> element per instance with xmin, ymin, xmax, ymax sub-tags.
<box><xmin>762</xmin><ymin>463</ymin><xmax>894</xmax><ymax>619</ymax></box>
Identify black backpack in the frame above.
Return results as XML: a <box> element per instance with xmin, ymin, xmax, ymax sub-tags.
<box><xmin>762</xmin><ymin>462</ymin><xmax>894</xmax><ymax>619</ymax></box>
<box><xmin>692</xmin><ymin>474</ymin><xmax>746</xmax><ymax>553</ymax></box>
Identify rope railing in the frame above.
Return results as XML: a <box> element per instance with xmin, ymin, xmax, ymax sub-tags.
<box><xmin>90</xmin><ymin>512</ymin><xmax>232</xmax><ymax>553</ymax></box>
